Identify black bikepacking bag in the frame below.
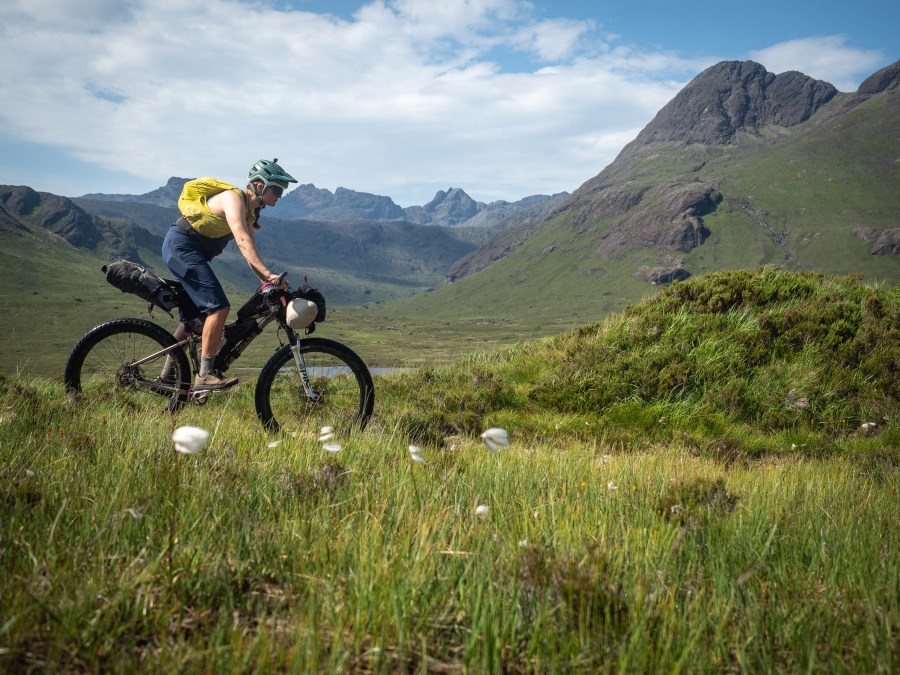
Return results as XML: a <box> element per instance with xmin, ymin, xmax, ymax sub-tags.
<box><xmin>295</xmin><ymin>285</ymin><xmax>326</xmax><ymax>323</ymax></box>
<box><xmin>235</xmin><ymin>283</ymin><xmax>327</xmax><ymax>323</ymax></box>
<box><xmin>102</xmin><ymin>259</ymin><xmax>180</xmax><ymax>313</ymax></box>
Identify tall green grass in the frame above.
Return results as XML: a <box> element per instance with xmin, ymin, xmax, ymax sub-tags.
<box><xmin>1</xmin><ymin>269</ymin><xmax>897</xmax><ymax>672</ymax></box>
<box><xmin>384</xmin><ymin>269</ymin><xmax>899</xmax><ymax>457</ymax></box>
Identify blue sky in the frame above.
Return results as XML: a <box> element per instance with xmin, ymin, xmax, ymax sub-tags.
<box><xmin>0</xmin><ymin>0</ymin><xmax>895</xmax><ymax>206</ymax></box>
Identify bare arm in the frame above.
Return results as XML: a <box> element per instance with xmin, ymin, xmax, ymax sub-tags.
<box><xmin>213</xmin><ymin>190</ymin><xmax>275</xmax><ymax>283</ymax></box>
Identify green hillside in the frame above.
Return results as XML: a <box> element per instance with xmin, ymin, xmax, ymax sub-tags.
<box><xmin>379</xmin><ymin>268</ymin><xmax>899</xmax><ymax>453</ymax></box>
<box><xmin>0</xmin><ymin>221</ymin><xmax>179</xmax><ymax>375</ymax></box>
<box><xmin>376</xmin><ymin>85</ymin><xmax>899</xmax><ymax>330</ymax></box>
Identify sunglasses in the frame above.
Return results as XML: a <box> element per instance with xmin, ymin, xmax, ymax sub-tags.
<box><xmin>267</xmin><ymin>185</ymin><xmax>284</xmax><ymax>197</ymax></box>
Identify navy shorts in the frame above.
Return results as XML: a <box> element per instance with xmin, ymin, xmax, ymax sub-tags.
<box><xmin>162</xmin><ymin>226</ymin><xmax>230</xmax><ymax>322</ymax></box>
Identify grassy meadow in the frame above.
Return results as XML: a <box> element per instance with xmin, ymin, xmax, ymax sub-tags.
<box><xmin>1</xmin><ymin>269</ymin><xmax>898</xmax><ymax>672</ymax></box>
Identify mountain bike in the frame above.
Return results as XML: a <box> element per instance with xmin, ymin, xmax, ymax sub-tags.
<box><xmin>64</xmin><ymin>271</ymin><xmax>374</xmax><ymax>433</ymax></box>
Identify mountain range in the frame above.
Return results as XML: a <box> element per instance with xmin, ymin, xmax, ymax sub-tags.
<box><xmin>81</xmin><ymin>177</ymin><xmax>569</xmax><ymax>230</ymax></box>
<box><xmin>408</xmin><ymin>58</ymin><xmax>899</xmax><ymax>327</ymax></box>
<box><xmin>1</xmin><ymin>58</ymin><xmax>898</xmax><ymax>374</ymax></box>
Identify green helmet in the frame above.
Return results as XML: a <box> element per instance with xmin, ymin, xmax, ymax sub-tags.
<box><xmin>248</xmin><ymin>158</ymin><xmax>298</xmax><ymax>190</ymax></box>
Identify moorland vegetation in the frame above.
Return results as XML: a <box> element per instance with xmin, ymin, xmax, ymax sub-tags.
<box><xmin>1</xmin><ymin>268</ymin><xmax>897</xmax><ymax>672</ymax></box>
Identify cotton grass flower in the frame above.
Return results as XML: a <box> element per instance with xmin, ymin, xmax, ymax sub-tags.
<box><xmin>409</xmin><ymin>445</ymin><xmax>425</xmax><ymax>463</ymax></box>
<box><xmin>480</xmin><ymin>427</ymin><xmax>510</xmax><ymax>452</ymax></box>
<box><xmin>319</xmin><ymin>426</ymin><xmax>339</xmax><ymax>451</ymax></box>
<box><xmin>172</xmin><ymin>426</ymin><xmax>209</xmax><ymax>455</ymax></box>
<box><xmin>475</xmin><ymin>504</ymin><xmax>490</xmax><ymax>518</ymax></box>
<box><xmin>607</xmin><ymin>481</ymin><xmax>618</xmax><ymax>491</ymax></box>
<box><xmin>860</xmin><ymin>422</ymin><xmax>877</xmax><ymax>432</ymax></box>
<box><xmin>267</xmin><ymin>440</ymin><xmax>282</xmax><ymax>448</ymax></box>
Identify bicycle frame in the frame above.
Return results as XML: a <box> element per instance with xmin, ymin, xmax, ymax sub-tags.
<box><xmin>66</xmin><ymin>273</ymin><xmax>372</xmax><ymax>430</ymax></box>
<box><xmin>128</xmin><ymin>289</ymin><xmax>320</xmax><ymax>401</ymax></box>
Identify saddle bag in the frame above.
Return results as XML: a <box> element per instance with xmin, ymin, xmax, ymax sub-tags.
<box><xmin>102</xmin><ymin>260</ymin><xmax>180</xmax><ymax>313</ymax></box>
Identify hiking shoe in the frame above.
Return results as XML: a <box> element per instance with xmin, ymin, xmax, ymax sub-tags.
<box><xmin>193</xmin><ymin>371</ymin><xmax>239</xmax><ymax>391</ymax></box>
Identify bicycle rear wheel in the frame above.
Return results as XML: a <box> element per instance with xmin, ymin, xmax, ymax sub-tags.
<box><xmin>255</xmin><ymin>337</ymin><xmax>374</xmax><ymax>434</ymax></box>
<box><xmin>64</xmin><ymin>318</ymin><xmax>191</xmax><ymax>408</ymax></box>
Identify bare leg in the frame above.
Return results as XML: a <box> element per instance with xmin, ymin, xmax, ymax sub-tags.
<box><xmin>194</xmin><ymin>308</ymin><xmax>238</xmax><ymax>389</ymax></box>
<box><xmin>201</xmin><ymin>308</ymin><xmax>229</xmax><ymax>358</ymax></box>
<box><xmin>159</xmin><ymin>322</ymin><xmax>189</xmax><ymax>381</ymax></box>
<box><xmin>173</xmin><ymin>322</ymin><xmax>187</xmax><ymax>342</ymax></box>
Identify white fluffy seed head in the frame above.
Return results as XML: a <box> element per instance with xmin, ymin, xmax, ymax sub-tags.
<box><xmin>172</xmin><ymin>426</ymin><xmax>209</xmax><ymax>455</ymax></box>
<box><xmin>480</xmin><ymin>427</ymin><xmax>509</xmax><ymax>452</ymax></box>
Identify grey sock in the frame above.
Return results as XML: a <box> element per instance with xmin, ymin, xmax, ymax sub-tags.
<box><xmin>199</xmin><ymin>356</ymin><xmax>216</xmax><ymax>379</ymax></box>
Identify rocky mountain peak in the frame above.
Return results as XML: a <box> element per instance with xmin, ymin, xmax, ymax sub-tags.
<box><xmin>423</xmin><ymin>188</ymin><xmax>482</xmax><ymax>223</ymax></box>
<box><xmin>857</xmin><ymin>59</ymin><xmax>900</xmax><ymax>95</ymax></box>
<box><xmin>621</xmin><ymin>60</ymin><xmax>838</xmax><ymax>153</ymax></box>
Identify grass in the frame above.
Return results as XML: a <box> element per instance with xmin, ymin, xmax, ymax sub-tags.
<box><xmin>0</xmin><ymin>378</ymin><xmax>897</xmax><ymax>672</ymax></box>
<box><xmin>1</xmin><ymin>269</ymin><xmax>898</xmax><ymax>671</ymax></box>
<box><xmin>381</xmin><ymin>269</ymin><xmax>900</xmax><ymax>456</ymax></box>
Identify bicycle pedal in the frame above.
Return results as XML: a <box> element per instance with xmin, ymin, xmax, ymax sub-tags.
<box><xmin>188</xmin><ymin>387</ymin><xmax>232</xmax><ymax>404</ymax></box>
<box><xmin>188</xmin><ymin>389</ymin><xmax>210</xmax><ymax>404</ymax></box>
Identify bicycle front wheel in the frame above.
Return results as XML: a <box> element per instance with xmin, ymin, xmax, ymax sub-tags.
<box><xmin>64</xmin><ymin>318</ymin><xmax>191</xmax><ymax>408</ymax></box>
<box><xmin>255</xmin><ymin>337</ymin><xmax>374</xmax><ymax>434</ymax></box>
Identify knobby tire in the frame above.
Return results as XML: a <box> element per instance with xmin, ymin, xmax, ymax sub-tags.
<box><xmin>64</xmin><ymin>318</ymin><xmax>191</xmax><ymax>408</ymax></box>
<box><xmin>255</xmin><ymin>337</ymin><xmax>374</xmax><ymax>434</ymax></box>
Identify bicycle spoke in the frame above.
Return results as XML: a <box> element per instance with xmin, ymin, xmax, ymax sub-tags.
<box><xmin>66</xmin><ymin>319</ymin><xmax>189</xmax><ymax>409</ymax></box>
<box><xmin>261</xmin><ymin>343</ymin><xmax>373</xmax><ymax>435</ymax></box>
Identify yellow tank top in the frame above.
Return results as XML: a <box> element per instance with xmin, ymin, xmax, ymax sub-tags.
<box><xmin>178</xmin><ymin>177</ymin><xmax>257</xmax><ymax>238</ymax></box>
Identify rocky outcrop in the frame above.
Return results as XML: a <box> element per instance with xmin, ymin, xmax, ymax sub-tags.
<box><xmin>635</xmin><ymin>265</ymin><xmax>691</xmax><ymax>285</ymax></box>
<box><xmin>0</xmin><ymin>184</ymin><xmax>161</xmax><ymax>261</ymax></box>
<box><xmin>857</xmin><ymin>60</ymin><xmax>900</xmax><ymax>95</ymax></box>
<box><xmin>854</xmin><ymin>227</ymin><xmax>900</xmax><ymax>255</ymax></box>
<box><xmin>621</xmin><ymin>61</ymin><xmax>837</xmax><ymax>152</ymax></box>
<box><xmin>870</xmin><ymin>230</ymin><xmax>900</xmax><ymax>256</ymax></box>
<box><xmin>583</xmin><ymin>179</ymin><xmax>721</xmax><ymax>259</ymax></box>
<box><xmin>572</xmin><ymin>185</ymin><xmax>648</xmax><ymax>229</ymax></box>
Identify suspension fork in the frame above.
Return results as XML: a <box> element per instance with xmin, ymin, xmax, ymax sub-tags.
<box><xmin>289</xmin><ymin>338</ymin><xmax>321</xmax><ymax>401</ymax></box>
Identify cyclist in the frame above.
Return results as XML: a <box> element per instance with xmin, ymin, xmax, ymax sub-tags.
<box><xmin>160</xmin><ymin>158</ymin><xmax>297</xmax><ymax>390</ymax></box>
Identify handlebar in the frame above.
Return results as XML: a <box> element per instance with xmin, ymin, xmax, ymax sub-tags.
<box><xmin>260</xmin><ymin>271</ymin><xmax>288</xmax><ymax>295</ymax></box>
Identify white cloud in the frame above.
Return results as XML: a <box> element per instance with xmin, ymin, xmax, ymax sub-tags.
<box><xmin>750</xmin><ymin>36</ymin><xmax>885</xmax><ymax>92</ymax></box>
<box><xmin>510</xmin><ymin>18</ymin><xmax>593</xmax><ymax>62</ymax></box>
<box><xmin>0</xmin><ymin>0</ymin><xmax>706</xmax><ymax>203</ymax></box>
